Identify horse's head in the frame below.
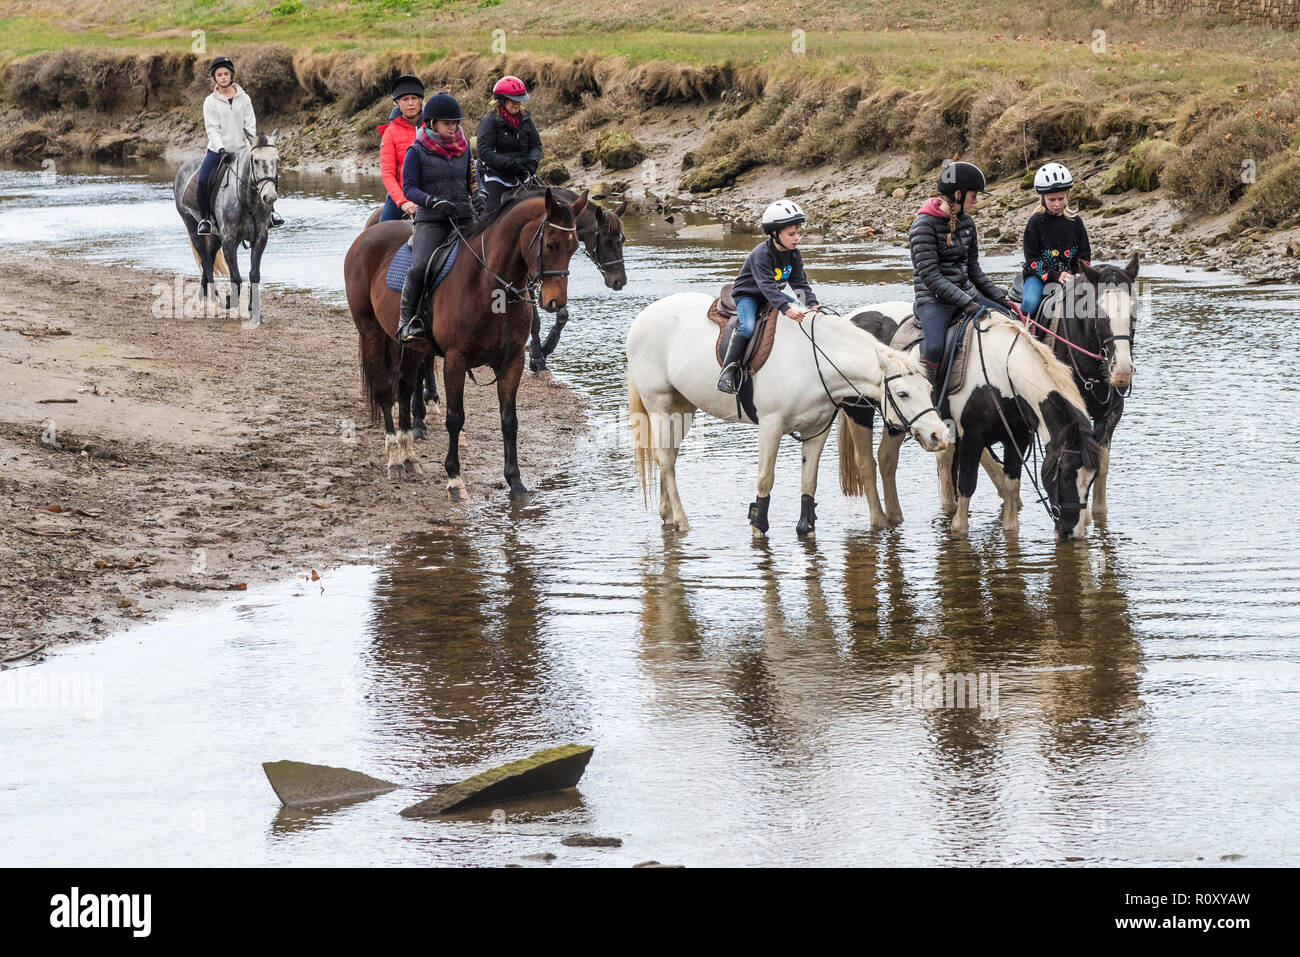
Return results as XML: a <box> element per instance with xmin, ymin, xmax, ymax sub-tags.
<box><xmin>578</xmin><ymin>200</ymin><xmax>628</xmax><ymax>291</ymax></box>
<box><xmin>528</xmin><ymin>188</ymin><xmax>585</xmax><ymax>313</ymax></box>
<box><xmin>1080</xmin><ymin>252</ymin><xmax>1139</xmax><ymax>390</ymax></box>
<box><xmin>1042</xmin><ymin>416</ymin><xmax>1104</xmax><ymax>541</ymax></box>
<box><xmin>879</xmin><ymin>352</ymin><xmax>949</xmax><ymax>452</ymax></box>
<box><xmin>247</xmin><ymin>128</ymin><xmax>281</xmax><ymax>210</ymax></box>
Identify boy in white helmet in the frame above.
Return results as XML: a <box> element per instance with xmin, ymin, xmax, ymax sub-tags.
<box><xmin>718</xmin><ymin>199</ymin><xmax>822</xmax><ymax>394</ymax></box>
<box><xmin>1021</xmin><ymin>162</ymin><xmax>1091</xmax><ymax>321</ymax></box>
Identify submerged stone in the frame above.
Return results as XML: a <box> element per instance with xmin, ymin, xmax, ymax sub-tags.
<box><xmin>399</xmin><ymin>744</ymin><xmax>594</xmax><ymax>818</ymax></box>
<box><xmin>262</xmin><ymin>760</ymin><xmax>400</xmax><ymax>808</ymax></box>
<box><xmin>560</xmin><ymin>832</ymin><xmax>622</xmax><ymax>847</ymax></box>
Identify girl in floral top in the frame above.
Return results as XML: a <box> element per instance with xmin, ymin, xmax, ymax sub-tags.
<box><xmin>1021</xmin><ymin>162</ymin><xmax>1091</xmax><ymax>320</ymax></box>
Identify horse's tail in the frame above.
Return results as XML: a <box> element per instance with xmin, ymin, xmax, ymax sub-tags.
<box><xmin>838</xmin><ymin>409</ymin><xmax>871</xmax><ymax>498</ymax></box>
<box><xmin>357</xmin><ymin>337</ymin><xmax>392</xmax><ymax>426</ymax></box>
<box><xmin>188</xmin><ymin>235</ymin><xmax>229</xmax><ymax>277</ymax></box>
<box><xmin>628</xmin><ymin>371</ymin><xmax>655</xmax><ymax>509</ymax></box>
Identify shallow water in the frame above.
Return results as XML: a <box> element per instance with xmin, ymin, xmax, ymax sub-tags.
<box><xmin>2</xmin><ymin>160</ymin><xmax>1298</xmax><ymax>867</ymax></box>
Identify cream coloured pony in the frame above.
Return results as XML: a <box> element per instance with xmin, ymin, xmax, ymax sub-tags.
<box><xmin>838</xmin><ymin>302</ymin><xmax>1103</xmax><ymax>540</ymax></box>
<box><xmin>626</xmin><ymin>292</ymin><xmax>949</xmax><ymax>539</ymax></box>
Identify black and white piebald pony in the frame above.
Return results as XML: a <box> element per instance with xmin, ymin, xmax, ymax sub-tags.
<box><xmin>1021</xmin><ymin>253</ymin><xmax>1139</xmax><ymax>519</ymax></box>
<box><xmin>838</xmin><ymin>305</ymin><xmax>1104</xmax><ymax>540</ymax></box>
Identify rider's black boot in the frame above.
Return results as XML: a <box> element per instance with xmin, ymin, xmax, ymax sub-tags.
<box><xmin>397</xmin><ymin>269</ymin><xmax>426</xmax><ymax>345</ymax></box>
<box><xmin>269</xmin><ymin>212</ymin><xmax>285</xmax><ymax>228</ymax></box>
<box><xmin>716</xmin><ymin>326</ymin><xmax>751</xmax><ymax>394</ymax></box>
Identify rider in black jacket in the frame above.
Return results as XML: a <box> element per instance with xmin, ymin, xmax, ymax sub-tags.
<box><xmin>909</xmin><ymin>161</ymin><xmax>1014</xmax><ymax>374</ymax></box>
<box><xmin>475</xmin><ymin>75</ymin><xmax>543</xmax><ymax>214</ymax></box>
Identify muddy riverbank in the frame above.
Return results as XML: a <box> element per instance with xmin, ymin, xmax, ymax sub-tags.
<box><xmin>0</xmin><ymin>251</ymin><xmax>586</xmax><ymax>657</ymax></box>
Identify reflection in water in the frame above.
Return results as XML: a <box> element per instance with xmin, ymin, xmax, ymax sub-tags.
<box><xmin>2</xmin><ymin>160</ymin><xmax>1298</xmax><ymax>866</ymax></box>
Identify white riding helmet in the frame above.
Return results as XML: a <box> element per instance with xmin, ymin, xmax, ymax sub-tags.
<box><xmin>1034</xmin><ymin>162</ymin><xmax>1074</xmax><ymax>194</ymax></box>
<box><xmin>761</xmin><ymin>199</ymin><xmax>806</xmax><ymax>234</ymax></box>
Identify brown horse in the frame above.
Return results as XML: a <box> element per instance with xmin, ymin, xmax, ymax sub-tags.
<box><xmin>343</xmin><ymin>189</ymin><xmax>587</xmax><ymax>499</ymax></box>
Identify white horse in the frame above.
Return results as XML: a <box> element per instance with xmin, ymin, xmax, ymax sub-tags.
<box><xmin>838</xmin><ymin>302</ymin><xmax>1103</xmax><ymax>540</ymax></box>
<box><xmin>626</xmin><ymin>292</ymin><xmax>949</xmax><ymax>538</ymax></box>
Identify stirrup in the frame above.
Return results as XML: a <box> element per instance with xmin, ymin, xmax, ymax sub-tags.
<box><xmin>197</xmin><ymin>219</ymin><xmax>212</xmax><ymax>235</ymax></box>
<box><xmin>398</xmin><ymin>316</ymin><xmax>425</xmax><ymax>344</ymax></box>
<box><xmin>717</xmin><ymin>363</ymin><xmax>741</xmax><ymax>395</ymax></box>
<box><xmin>269</xmin><ymin>212</ymin><xmax>284</xmax><ymax>228</ymax></box>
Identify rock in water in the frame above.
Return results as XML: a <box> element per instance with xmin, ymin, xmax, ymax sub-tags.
<box><xmin>399</xmin><ymin>744</ymin><xmax>594</xmax><ymax>818</ymax></box>
<box><xmin>263</xmin><ymin>760</ymin><xmax>400</xmax><ymax>808</ymax></box>
<box><xmin>560</xmin><ymin>833</ymin><xmax>622</xmax><ymax>847</ymax></box>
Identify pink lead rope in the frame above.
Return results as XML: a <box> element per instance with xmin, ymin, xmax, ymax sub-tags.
<box><xmin>1006</xmin><ymin>302</ymin><xmax>1107</xmax><ymax>362</ymax></box>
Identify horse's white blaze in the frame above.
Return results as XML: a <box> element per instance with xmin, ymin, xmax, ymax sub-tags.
<box><xmin>626</xmin><ymin>292</ymin><xmax>947</xmax><ymax>531</ymax></box>
<box><xmin>1100</xmin><ymin>286</ymin><xmax>1134</xmax><ymax>386</ymax></box>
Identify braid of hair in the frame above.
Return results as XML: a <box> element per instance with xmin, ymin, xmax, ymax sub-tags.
<box><xmin>946</xmin><ymin>191</ymin><xmax>960</xmax><ymax>247</ymax></box>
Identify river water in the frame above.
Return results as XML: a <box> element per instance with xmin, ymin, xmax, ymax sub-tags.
<box><xmin>1</xmin><ymin>160</ymin><xmax>1297</xmax><ymax>867</ymax></box>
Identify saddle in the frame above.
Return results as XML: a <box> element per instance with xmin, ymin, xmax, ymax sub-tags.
<box><xmin>384</xmin><ymin>237</ymin><xmax>460</xmax><ymax>298</ymax></box>
<box><xmin>1008</xmin><ymin>273</ymin><xmax>1055</xmax><ymax>341</ymax></box>
<box><xmin>708</xmin><ymin>282</ymin><xmax>780</xmax><ymax>376</ymax></box>
<box><xmin>890</xmin><ymin>313</ymin><xmax>972</xmax><ymax>403</ymax></box>
<box><xmin>183</xmin><ymin>153</ymin><xmax>234</xmax><ymax>215</ymax></box>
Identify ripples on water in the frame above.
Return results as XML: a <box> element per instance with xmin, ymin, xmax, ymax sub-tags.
<box><xmin>1</xmin><ymin>162</ymin><xmax>1297</xmax><ymax>866</ymax></box>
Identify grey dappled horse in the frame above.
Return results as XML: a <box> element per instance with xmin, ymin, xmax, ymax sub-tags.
<box><xmin>174</xmin><ymin>130</ymin><xmax>281</xmax><ymax>327</ymax></box>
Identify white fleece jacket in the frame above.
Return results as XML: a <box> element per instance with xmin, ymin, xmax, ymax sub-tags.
<box><xmin>204</xmin><ymin>84</ymin><xmax>256</xmax><ymax>153</ymax></box>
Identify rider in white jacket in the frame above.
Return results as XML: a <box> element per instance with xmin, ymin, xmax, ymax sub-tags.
<box><xmin>197</xmin><ymin>56</ymin><xmax>283</xmax><ymax>234</ymax></box>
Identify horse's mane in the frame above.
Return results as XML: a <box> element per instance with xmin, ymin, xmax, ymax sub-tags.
<box><xmin>981</xmin><ymin>312</ymin><xmax>1088</xmax><ymax>411</ymax></box>
<box><xmin>829</xmin><ymin>313</ymin><xmax>928</xmax><ymax>378</ymax></box>
<box><xmin>460</xmin><ymin>191</ymin><xmax>581</xmax><ymax>239</ymax></box>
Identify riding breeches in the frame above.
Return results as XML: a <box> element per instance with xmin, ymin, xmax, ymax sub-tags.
<box><xmin>735</xmin><ymin>292</ymin><xmax>796</xmax><ymax>338</ymax></box>
<box><xmin>400</xmin><ymin>220</ymin><xmax>452</xmax><ymax>320</ymax></box>
<box><xmin>197</xmin><ymin>149</ymin><xmax>223</xmax><ymax>220</ymax></box>
<box><xmin>916</xmin><ymin>295</ymin><xmax>1011</xmax><ymax>366</ymax></box>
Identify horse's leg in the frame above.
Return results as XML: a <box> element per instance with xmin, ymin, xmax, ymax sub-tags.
<box><xmin>221</xmin><ymin>236</ymin><xmax>241</xmax><ymax>318</ymax></box>
<box><xmin>496</xmin><ymin>352</ymin><xmax>529</xmax><ymax>500</ymax></box>
<box><xmin>1092</xmin><ymin>444</ymin><xmax>1111</xmax><ymax>519</ymax></box>
<box><xmin>951</xmin><ymin>436</ymin><xmax>984</xmax><ymax>538</ymax></box>
<box><xmin>796</xmin><ymin>427</ymin><xmax>831</xmax><ymax>539</ymax></box>
<box><xmin>442</xmin><ymin>352</ymin><xmax>470</xmax><ymax>500</ymax></box>
<box><xmin>878</xmin><ymin>430</ymin><xmax>907</xmax><ymax>525</ymax></box>
<box><xmin>528</xmin><ymin>302</ymin><xmax>548</xmax><ymax>375</ymax></box>
<box><xmin>245</xmin><ymin>229</ymin><xmax>267</xmax><ymax>327</ymax></box>
<box><xmin>422</xmin><ymin>356</ymin><xmax>442</xmax><ymax>424</ymax></box>
<box><xmin>411</xmin><ymin>356</ymin><xmax>428</xmax><ymax>441</ymax></box>
<box><xmin>935</xmin><ymin>440</ymin><xmax>958</xmax><ymax>517</ymax></box>
<box><xmin>396</xmin><ymin>350</ymin><xmax>422</xmax><ymax>476</ymax></box>
<box><xmin>750</xmin><ymin>420</ymin><xmax>784</xmax><ymax>539</ymax></box>
<box><xmin>196</xmin><ymin>235</ymin><xmax>218</xmax><ymax>317</ymax></box>
<box><xmin>653</xmin><ymin>406</ymin><xmax>693</xmax><ymax>532</ymax></box>
<box><xmin>847</xmin><ymin>418</ymin><xmax>887</xmax><ymax>528</ymax></box>
<box><xmin>540</xmin><ymin>305</ymin><xmax>569</xmax><ymax>357</ymax></box>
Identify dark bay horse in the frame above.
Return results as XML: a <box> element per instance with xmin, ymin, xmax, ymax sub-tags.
<box><xmin>361</xmin><ymin>186</ymin><xmax>627</xmax><ymax>387</ymax></box>
<box><xmin>343</xmin><ymin>189</ymin><xmax>586</xmax><ymax>498</ymax></box>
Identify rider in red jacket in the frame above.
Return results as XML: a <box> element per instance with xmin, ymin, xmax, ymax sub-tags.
<box><xmin>378</xmin><ymin>74</ymin><xmax>423</xmax><ymax>222</ymax></box>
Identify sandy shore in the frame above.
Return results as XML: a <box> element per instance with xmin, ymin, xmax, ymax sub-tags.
<box><xmin>0</xmin><ymin>252</ymin><xmax>587</xmax><ymax>657</ymax></box>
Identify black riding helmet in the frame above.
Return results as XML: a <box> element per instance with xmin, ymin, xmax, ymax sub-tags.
<box><xmin>420</xmin><ymin>93</ymin><xmax>463</xmax><ymax>125</ymax></box>
<box><xmin>938</xmin><ymin>160</ymin><xmax>989</xmax><ymax>198</ymax></box>
<box><xmin>209</xmin><ymin>56</ymin><xmax>235</xmax><ymax>78</ymax></box>
<box><xmin>391</xmin><ymin>74</ymin><xmax>425</xmax><ymax>102</ymax></box>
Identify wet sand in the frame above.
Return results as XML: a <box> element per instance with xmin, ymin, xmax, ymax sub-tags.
<box><xmin>0</xmin><ymin>251</ymin><xmax>586</xmax><ymax>656</ymax></box>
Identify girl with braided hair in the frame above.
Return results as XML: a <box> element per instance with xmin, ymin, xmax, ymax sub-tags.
<box><xmin>908</xmin><ymin>161</ymin><xmax>1014</xmax><ymax>376</ymax></box>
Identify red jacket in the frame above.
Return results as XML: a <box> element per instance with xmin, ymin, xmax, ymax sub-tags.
<box><xmin>378</xmin><ymin>114</ymin><xmax>418</xmax><ymax>207</ymax></box>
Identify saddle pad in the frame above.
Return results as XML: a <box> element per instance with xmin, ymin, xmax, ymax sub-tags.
<box><xmin>889</xmin><ymin>314</ymin><xmax>970</xmax><ymax>397</ymax></box>
<box><xmin>385</xmin><ymin>238</ymin><xmax>459</xmax><ymax>293</ymax></box>
<box><xmin>183</xmin><ymin>157</ymin><xmax>231</xmax><ymax>211</ymax></box>
<box><xmin>709</xmin><ymin>298</ymin><xmax>780</xmax><ymax>376</ymax></box>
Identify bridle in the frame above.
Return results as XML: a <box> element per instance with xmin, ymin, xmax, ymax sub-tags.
<box><xmin>451</xmin><ymin>200</ymin><xmax>578</xmax><ymax>304</ymax></box>
<box><xmin>239</xmin><ymin>147</ymin><xmax>280</xmax><ymax>198</ymax></box>
<box><xmin>792</xmin><ymin>307</ymin><xmax>942</xmax><ymax>443</ymax></box>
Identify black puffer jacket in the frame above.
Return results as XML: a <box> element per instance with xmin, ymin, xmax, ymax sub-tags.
<box><xmin>475</xmin><ymin>109</ymin><xmax>542</xmax><ymax>185</ymax></box>
<box><xmin>909</xmin><ymin>201</ymin><xmax>1007</xmax><ymax>309</ymax></box>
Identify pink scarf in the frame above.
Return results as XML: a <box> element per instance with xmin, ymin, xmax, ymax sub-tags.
<box><xmin>498</xmin><ymin>106</ymin><xmax>521</xmax><ymax>130</ymax></box>
<box><xmin>416</xmin><ymin>125</ymin><xmax>467</xmax><ymax>160</ymax></box>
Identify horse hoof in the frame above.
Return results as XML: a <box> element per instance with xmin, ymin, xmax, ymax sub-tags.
<box><xmin>887</xmin><ymin>512</ymin><xmax>904</xmax><ymax>526</ymax></box>
<box><xmin>387</xmin><ymin>465</ymin><xmax>404</xmax><ymax>480</ymax></box>
<box><xmin>403</xmin><ymin>460</ymin><xmax>421</xmax><ymax>476</ymax></box>
<box><xmin>412</xmin><ymin>423</ymin><xmax>428</xmax><ymax>441</ymax></box>
<box><xmin>950</xmin><ymin>523</ymin><xmax>969</xmax><ymax>538</ymax></box>
<box><xmin>797</xmin><ymin>526</ymin><xmax>815</xmax><ymax>540</ymax></box>
<box><xmin>240</xmin><ymin>318</ymin><xmax>261</xmax><ymax>331</ymax></box>
<box><xmin>458</xmin><ymin>432</ymin><xmax>468</xmax><ymax>448</ymax></box>
<box><xmin>446</xmin><ymin>485</ymin><xmax>469</xmax><ymax>502</ymax></box>
<box><xmin>508</xmin><ymin>486</ymin><xmax>531</xmax><ymax>502</ymax></box>
<box><xmin>751</xmin><ymin>526</ymin><xmax>766</xmax><ymax>540</ymax></box>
